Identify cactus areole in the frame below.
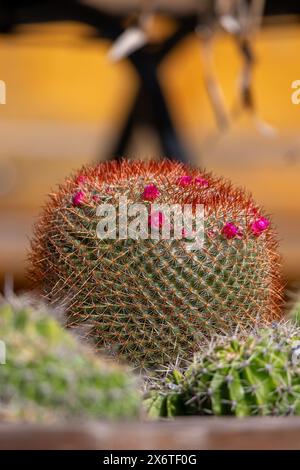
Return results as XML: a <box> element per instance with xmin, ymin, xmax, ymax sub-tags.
<box><xmin>29</xmin><ymin>160</ymin><xmax>283</xmax><ymax>369</ymax></box>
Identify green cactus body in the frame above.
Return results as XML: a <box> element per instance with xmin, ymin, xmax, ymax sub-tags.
<box><xmin>0</xmin><ymin>299</ymin><xmax>139</xmax><ymax>422</ymax></box>
<box><xmin>29</xmin><ymin>160</ymin><xmax>282</xmax><ymax>369</ymax></box>
<box><xmin>146</xmin><ymin>323</ymin><xmax>300</xmax><ymax>417</ymax></box>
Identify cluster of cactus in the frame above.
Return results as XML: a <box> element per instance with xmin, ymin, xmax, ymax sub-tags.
<box><xmin>29</xmin><ymin>160</ymin><xmax>283</xmax><ymax>369</ymax></box>
<box><xmin>145</xmin><ymin>322</ymin><xmax>300</xmax><ymax>417</ymax></box>
<box><xmin>0</xmin><ymin>297</ymin><xmax>139</xmax><ymax>422</ymax></box>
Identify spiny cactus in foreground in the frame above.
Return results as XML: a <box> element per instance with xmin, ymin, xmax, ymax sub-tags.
<box><xmin>145</xmin><ymin>323</ymin><xmax>300</xmax><ymax>418</ymax></box>
<box><xmin>0</xmin><ymin>297</ymin><xmax>139</xmax><ymax>422</ymax></box>
<box><xmin>29</xmin><ymin>160</ymin><xmax>283</xmax><ymax>369</ymax></box>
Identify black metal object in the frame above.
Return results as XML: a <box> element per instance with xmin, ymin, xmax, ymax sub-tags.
<box><xmin>113</xmin><ymin>16</ymin><xmax>196</xmax><ymax>161</ymax></box>
<box><xmin>112</xmin><ymin>53</ymin><xmax>190</xmax><ymax>161</ymax></box>
<box><xmin>0</xmin><ymin>1</ymin><xmax>299</xmax><ymax>162</ymax></box>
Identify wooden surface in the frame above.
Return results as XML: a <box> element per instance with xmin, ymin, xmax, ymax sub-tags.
<box><xmin>1</xmin><ymin>417</ymin><xmax>300</xmax><ymax>449</ymax></box>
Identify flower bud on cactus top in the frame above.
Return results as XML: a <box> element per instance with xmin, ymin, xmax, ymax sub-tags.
<box><xmin>29</xmin><ymin>160</ymin><xmax>283</xmax><ymax>369</ymax></box>
<box><xmin>145</xmin><ymin>322</ymin><xmax>300</xmax><ymax>418</ymax></box>
<box><xmin>0</xmin><ymin>297</ymin><xmax>139</xmax><ymax>422</ymax></box>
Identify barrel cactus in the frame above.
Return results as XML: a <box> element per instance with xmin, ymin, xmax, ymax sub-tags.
<box><xmin>145</xmin><ymin>323</ymin><xmax>300</xmax><ymax>417</ymax></box>
<box><xmin>29</xmin><ymin>160</ymin><xmax>282</xmax><ymax>369</ymax></box>
<box><xmin>0</xmin><ymin>297</ymin><xmax>139</xmax><ymax>422</ymax></box>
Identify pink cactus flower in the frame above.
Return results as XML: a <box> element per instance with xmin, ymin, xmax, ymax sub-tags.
<box><xmin>177</xmin><ymin>175</ymin><xmax>193</xmax><ymax>187</ymax></box>
<box><xmin>222</xmin><ymin>222</ymin><xmax>240</xmax><ymax>240</ymax></box>
<box><xmin>251</xmin><ymin>217</ymin><xmax>270</xmax><ymax>236</ymax></box>
<box><xmin>194</xmin><ymin>177</ymin><xmax>209</xmax><ymax>188</ymax></box>
<box><xmin>148</xmin><ymin>211</ymin><xmax>165</xmax><ymax>229</ymax></box>
<box><xmin>142</xmin><ymin>184</ymin><xmax>160</xmax><ymax>201</ymax></box>
<box><xmin>72</xmin><ymin>190</ymin><xmax>85</xmax><ymax>206</ymax></box>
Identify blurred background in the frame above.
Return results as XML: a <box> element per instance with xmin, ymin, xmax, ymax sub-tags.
<box><xmin>0</xmin><ymin>0</ymin><xmax>299</xmax><ymax>292</ymax></box>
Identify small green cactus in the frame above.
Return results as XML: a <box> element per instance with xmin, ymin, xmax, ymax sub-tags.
<box><xmin>0</xmin><ymin>297</ymin><xmax>140</xmax><ymax>422</ymax></box>
<box><xmin>145</xmin><ymin>323</ymin><xmax>300</xmax><ymax>417</ymax></box>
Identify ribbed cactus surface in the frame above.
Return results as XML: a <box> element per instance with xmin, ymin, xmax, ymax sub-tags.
<box><xmin>0</xmin><ymin>298</ymin><xmax>139</xmax><ymax>422</ymax></box>
<box><xmin>146</xmin><ymin>323</ymin><xmax>300</xmax><ymax>417</ymax></box>
<box><xmin>29</xmin><ymin>160</ymin><xmax>282</xmax><ymax>369</ymax></box>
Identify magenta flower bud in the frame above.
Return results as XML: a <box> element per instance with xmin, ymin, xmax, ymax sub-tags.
<box><xmin>177</xmin><ymin>175</ymin><xmax>193</xmax><ymax>187</ymax></box>
<box><xmin>222</xmin><ymin>222</ymin><xmax>240</xmax><ymax>240</ymax></box>
<box><xmin>251</xmin><ymin>217</ymin><xmax>270</xmax><ymax>236</ymax></box>
<box><xmin>72</xmin><ymin>190</ymin><xmax>85</xmax><ymax>207</ymax></box>
<box><xmin>142</xmin><ymin>184</ymin><xmax>160</xmax><ymax>201</ymax></box>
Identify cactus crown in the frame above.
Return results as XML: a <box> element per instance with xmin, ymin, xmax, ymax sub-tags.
<box><xmin>29</xmin><ymin>160</ymin><xmax>282</xmax><ymax>369</ymax></box>
<box><xmin>0</xmin><ymin>296</ymin><xmax>139</xmax><ymax>422</ymax></box>
<box><xmin>146</xmin><ymin>323</ymin><xmax>300</xmax><ymax>418</ymax></box>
